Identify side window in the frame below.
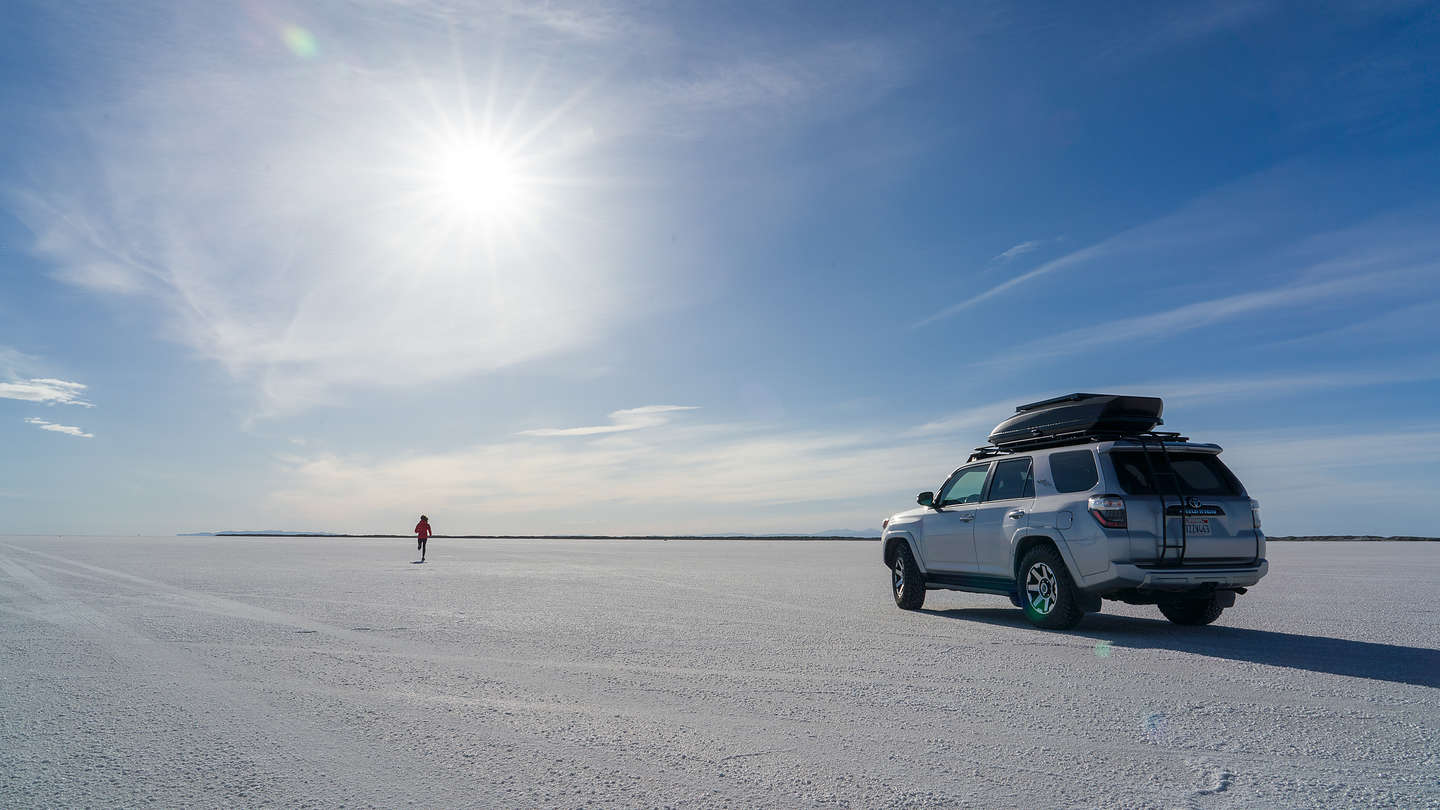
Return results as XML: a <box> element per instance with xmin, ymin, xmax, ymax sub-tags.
<box><xmin>985</xmin><ymin>458</ymin><xmax>1034</xmax><ymax>501</ymax></box>
<box><xmin>1049</xmin><ymin>450</ymin><xmax>1099</xmax><ymax>493</ymax></box>
<box><xmin>939</xmin><ymin>465</ymin><xmax>990</xmax><ymax>506</ymax></box>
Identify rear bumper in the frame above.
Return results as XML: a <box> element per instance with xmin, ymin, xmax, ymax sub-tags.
<box><xmin>1079</xmin><ymin>559</ymin><xmax>1268</xmax><ymax>592</ymax></box>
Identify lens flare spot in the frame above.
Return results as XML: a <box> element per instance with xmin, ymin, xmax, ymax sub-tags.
<box><xmin>282</xmin><ymin>25</ymin><xmax>319</xmax><ymax>59</ymax></box>
<box><xmin>1141</xmin><ymin>711</ymin><xmax>1168</xmax><ymax>744</ymax></box>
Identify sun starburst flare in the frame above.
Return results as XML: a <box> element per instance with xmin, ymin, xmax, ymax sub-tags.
<box><xmin>423</xmin><ymin>138</ymin><xmax>533</xmax><ymax>225</ymax></box>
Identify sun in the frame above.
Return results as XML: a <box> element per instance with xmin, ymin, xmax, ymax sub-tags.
<box><xmin>424</xmin><ymin>139</ymin><xmax>532</xmax><ymax>225</ymax></box>
<box><xmin>380</xmin><ymin>61</ymin><xmax>597</xmax><ymax>247</ymax></box>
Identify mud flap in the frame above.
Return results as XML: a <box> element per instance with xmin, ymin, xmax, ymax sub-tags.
<box><xmin>1078</xmin><ymin>591</ymin><xmax>1102</xmax><ymax>613</ymax></box>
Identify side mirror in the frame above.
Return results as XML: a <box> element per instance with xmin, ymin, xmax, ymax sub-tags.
<box><xmin>917</xmin><ymin>491</ymin><xmax>935</xmax><ymax>507</ymax></box>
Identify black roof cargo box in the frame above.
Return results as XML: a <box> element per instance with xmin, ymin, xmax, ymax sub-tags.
<box><xmin>987</xmin><ymin>393</ymin><xmax>1163</xmax><ymax>447</ymax></box>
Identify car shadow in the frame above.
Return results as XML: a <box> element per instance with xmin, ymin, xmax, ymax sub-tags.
<box><xmin>919</xmin><ymin>607</ymin><xmax>1440</xmax><ymax>688</ymax></box>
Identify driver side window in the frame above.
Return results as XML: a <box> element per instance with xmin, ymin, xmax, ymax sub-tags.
<box><xmin>939</xmin><ymin>464</ymin><xmax>990</xmax><ymax>506</ymax></box>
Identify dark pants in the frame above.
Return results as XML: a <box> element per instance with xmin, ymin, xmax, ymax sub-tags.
<box><xmin>418</xmin><ymin>537</ymin><xmax>427</xmax><ymax>557</ymax></box>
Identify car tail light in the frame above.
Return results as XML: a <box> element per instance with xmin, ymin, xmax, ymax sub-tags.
<box><xmin>1088</xmin><ymin>495</ymin><xmax>1127</xmax><ymax>529</ymax></box>
<box><xmin>882</xmin><ymin>519</ymin><xmax>889</xmax><ymax>530</ymax></box>
<box><xmin>1250</xmin><ymin>499</ymin><xmax>1262</xmax><ymax>529</ymax></box>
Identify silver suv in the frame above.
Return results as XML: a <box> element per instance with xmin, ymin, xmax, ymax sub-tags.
<box><xmin>881</xmin><ymin>394</ymin><xmax>1267</xmax><ymax>629</ymax></box>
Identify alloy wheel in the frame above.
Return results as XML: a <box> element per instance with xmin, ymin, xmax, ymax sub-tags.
<box><xmin>1025</xmin><ymin>561</ymin><xmax>1058</xmax><ymax>615</ymax></box>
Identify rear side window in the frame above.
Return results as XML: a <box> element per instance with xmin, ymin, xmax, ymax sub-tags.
<box><xmin>1049</xmin><ymin>450</ymin><xmax>1099</xmax><ymax>493</ymax></box>
<box><xmin>1109</xmin><ymin>452</ymin><xmax>1243</xmax><ymax>497</ymax></box>
<box><xmin>986</xmin><ymin>458</ymin><xmax>1035</xmax><ymax>501</ymax></box>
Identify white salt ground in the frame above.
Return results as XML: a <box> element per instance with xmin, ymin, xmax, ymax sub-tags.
<box><xmin>1</xmin><ymin>536</ymin><xmax>1436</xmax><ymax>808</ymax></box>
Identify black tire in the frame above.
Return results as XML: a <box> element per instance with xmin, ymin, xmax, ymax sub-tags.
<box><xmin>891</xmin><ymin>544</ymin><xmax>926</xmax><ymax>610</ymax></box>
<box><xmin>1158</xmin><ymin>596</ymin><xmax>1225</xmax><ymax>626</ymax></box>
<box><xmin>1017</xmin><ymin>546</ymin><xmax>1085</xmax><ymax>630</ymax></box>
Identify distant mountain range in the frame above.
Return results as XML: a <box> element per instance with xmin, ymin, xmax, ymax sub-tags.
<box><xmin>178</xmin><ymin>528</ymin><xmax>882</xmax><ymax>539</ymax></box>
<box><xmin>177</xmin><ymin>530</ymin><xmax>1437</xmax><ymax>541</ymax></box>
<box><xmin>1266</xmin><ymin>535</ymin><xmax>1439</xmax><ymax>542</ymax></box>
<box><xmin>179</xmin><ymin>530</ymin><xmax>343</xmax><ymax>536</ymax></box>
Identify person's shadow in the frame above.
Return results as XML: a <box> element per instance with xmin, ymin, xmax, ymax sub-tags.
<box><xmin>920</xmin><ymin>608</ymin><xmax>1440</xmax><ymax>688</ymax></box>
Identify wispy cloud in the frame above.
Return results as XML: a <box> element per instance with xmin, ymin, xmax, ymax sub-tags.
<box><xmin>0</xmin><ymin>378</ymin><xmax>94</xmax><ymax>407</ymax></box>
<box><xmin>271</xmin><ymin>409</ymin><xmax>961</xmax><ymax>534</ymax></box>
<box><xmin>369</xmin><ymin>0</ymin><xmax>660</xmax><ymax>43</ymax></box>
<box><xmin>643</xmin><ymin>38</ymin><xmax>913</xmax><ymax>140</ymax></box>
<box><xmin>0</xmin><ymin>346</ymin><xmax>36</xmax><ymax>377</ymax></box>
<box><xmin>991</xmin><ymin>240</ymin><xmax>1044</xmax><ymax>264</ymax></box>
<box><xmin>912</xmin><ymin>182</ymin><xmax>1266</xmax><ymax>326</ymax></box>
<box><xmin>269</xmin><ymin>438</ymin><xmax>919</xmax><ymax>533</ymax></box>
<box><xmin>905</xmin><ymin>395</ymin><xmax>1040</xmax><ymax>438</ymax></box>
<box><xmin>495</xmin><ymin>0</ymin><xmax>655</xmax><ymax>42</ymax></box>
<box><xmin>1268</xmin><ymin>296</ymin><xmax>1440</xmax><ymax>349</ymax></box>
<box><xmin>992</xmin><ymin>267</ymin><xmax>1432</xmax><ymax>363</ymax></box>
<box><xmin>1122</xmin><ymin>367</ymin><xmax>1440</xmax><ymax>407</ymax></box>
<box><xmin>519</xmin><ymin>405</ymin><xmax>698</xmax><ymax>437</ymax></box>
<box><xmin>24</xmin><ymin>417</ymin><xmax>94</xmax><ymax>438</ymax></box>
<box><xmin>1139</xmin><ymin>2</ymin><xmax>1281</xmax><ymax>54</ymax></box>
<box><xmin>913</xmin><ymin>160</ymin><xmax>1401</xmax><ymax>328</ymax></box>
<box><xmin>916</xmin><ymin>239</ymin><xmax>1112</xmax><ymax>327</ymax></box>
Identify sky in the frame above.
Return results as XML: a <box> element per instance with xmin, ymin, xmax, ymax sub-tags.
<box><xmin>2</xmin><ymin>1</ymin><xmax>1438</xmax><ymax>537</ymax></box>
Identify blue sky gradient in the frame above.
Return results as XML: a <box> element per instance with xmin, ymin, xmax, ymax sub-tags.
<box><xmin>2</xmin><ymin>1</ymin><xmax>1438</xmax><ymax>535</ymax></box>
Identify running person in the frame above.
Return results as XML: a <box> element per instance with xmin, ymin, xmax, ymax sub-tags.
<box><xmin>415</xmin><ymin>515</ymin><xmax>432</xmax><ymax>561</ymax></box>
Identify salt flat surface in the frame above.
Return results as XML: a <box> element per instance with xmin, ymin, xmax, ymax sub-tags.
<box><xmin>1</xmin><ymin>536</ymin><xmax>1436</xmax><ymax>809</ymax></box>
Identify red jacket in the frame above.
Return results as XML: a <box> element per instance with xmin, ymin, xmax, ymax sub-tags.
<box><xmin>415</xmin><ymin>520</ymin><xmax>432</xmax><ymax>539</ymax></box>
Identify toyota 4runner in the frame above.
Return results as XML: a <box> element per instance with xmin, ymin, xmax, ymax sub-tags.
<box><xmin>881</xmin><ymin>393</ymin><xmax>1268</xmax><ymax>629</ymax></box>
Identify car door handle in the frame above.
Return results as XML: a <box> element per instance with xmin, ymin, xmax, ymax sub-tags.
<box><xmin>1007</xmin><ymin>510</ymin><xmax>1026</xmax><ymax>520</ymax></box>
<box><xmin>958</xmin><ymin>513</ymin><xmax>975</xmax><ymax>522</ymax></box>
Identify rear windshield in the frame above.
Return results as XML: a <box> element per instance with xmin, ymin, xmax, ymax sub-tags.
<box><xmin>1108</xmin><ymin>451</ymin><xmax>1243</xmax><ymax>497</ymax></box>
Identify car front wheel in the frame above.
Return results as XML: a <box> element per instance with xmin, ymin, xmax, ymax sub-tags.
<box><xmin>891</xmin><ymin>545</ymin><xmax>925</xmax><ymax>610</ymax></box>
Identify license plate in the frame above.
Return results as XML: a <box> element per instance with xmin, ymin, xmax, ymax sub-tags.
<box><xmin>1185</xmin><ymin>519</ymin><xmax>1212</xmax><ymax>536</ymax></box>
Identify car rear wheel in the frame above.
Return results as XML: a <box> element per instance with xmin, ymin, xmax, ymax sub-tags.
<box><xmin>891</xmin><ymin>544</ymin><xmax>925</xmax><ymax>610</ymax></box>
<box><xmin>1158</xmin><ymin>595</ymin><xmax>1225</xmax><ymax>626</ymax></box>
<box><xmin>1018</xmin><ymin>546</ymin><xmax>1085</xmax><ymax>630</ymax></box>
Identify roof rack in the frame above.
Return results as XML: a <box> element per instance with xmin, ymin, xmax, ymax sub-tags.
<box><xmin>966</xmin><ymin>430</ymin><xmax>1191</xmax><ymax>462</ymax></box>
